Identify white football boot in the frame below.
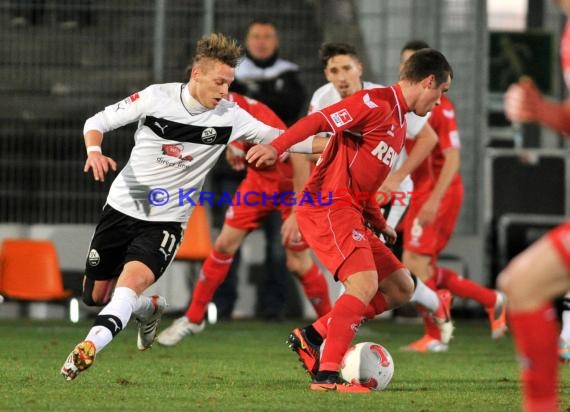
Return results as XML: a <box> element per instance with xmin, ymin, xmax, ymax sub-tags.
<box><xmin>156</xmin><ymin>316</ymin><xmax>205</xmax><ymax>347</ymax></box>
<box><xmin>136</xmin><ymin>295</ymin><xmax>167</xmax><ymax>350</ymax></box>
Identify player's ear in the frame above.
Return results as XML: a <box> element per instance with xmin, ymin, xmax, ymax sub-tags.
<box><xmin>420</xmin><ymin>74</ymin><xmax>435</xmax><ymax>89</ymax></box>
<box><xmin>191</xmin><ymin>66</ymin><xmax>202</xmax><ymax>81</ymax></box>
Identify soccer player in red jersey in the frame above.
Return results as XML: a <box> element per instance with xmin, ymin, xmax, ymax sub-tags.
<box><xmin>307</xmin><ymin>42</ymin><xmax>453</xmax><ymax>348</ymax></box>
<box><xmin>156</xmin><ymin>92</ymin><xmax>332</xmax><ymax>346</ymax></box>
<box><xmin>397</xmin><ymin>41</ymin><xmax>507</xmax><ymax>352</ymax></box>
<box><xmin>247</xmin><ymin>48</ymin><xmax>453</xmax><ymax>392</ymax></box>
<box><xmin>501</xmin><ymin>0</ymin><xmax>570</xmax><ymax>409</ymax></box>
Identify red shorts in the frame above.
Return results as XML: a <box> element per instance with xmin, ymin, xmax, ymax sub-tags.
<box><xmin>548</xmin><ymin>222</ymin><xmax>570</xmax><ymax>270</ymax></box>
<box><xmin>296</xmin><ymin>205</ymin><xmax>404</xmax><ymax>282</ymax></box>
<box><xmin>224</xmin><ymin>173</ymin><xmax>308</xmax><ymax>251</ymax></box>
<box><xmin>403</xmin><ymin>182</ymin><xmax>464</xmax><ymax>258</ymax></box>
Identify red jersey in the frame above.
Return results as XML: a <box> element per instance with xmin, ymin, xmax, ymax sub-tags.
<box><xmin>405</xmin><ymin>94</ymin><xmax>462</xmax><ymax>192</ymax></box>
<box><xmin>228</xmin><ymin>93</ymin><xmax>292</xmax><ymax>182</ymax></box>
<box><xmin>272</xmin><ymin>85</ymin><xmax>408</xmax><ymax>214</ymax></box>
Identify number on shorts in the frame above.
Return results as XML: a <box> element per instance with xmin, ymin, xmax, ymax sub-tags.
<box><xmin>160</xmin><ymin>230</ymin><xmax>177</xmax><ymax>253</ymax></box>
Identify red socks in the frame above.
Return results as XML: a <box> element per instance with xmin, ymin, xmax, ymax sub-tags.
<box><xmin>299</xmin><ymin>264</ymin><xmax>332</xmax><ymax>317</ymax></box>
<box><xmin>319</xmin><ymin>294</ymin><xmax>367</xmax><ymax>372</ymax></box>
<box><xmin>363</xmin><ymin>291</ymin><xmax>389</xmax><ymax>319</ymax></box>
<box><xmin>312</xmin><ymin>313</ymin><xmax>331</xmax><ymax>339</ymax></box>
<box><xmin>434</xmin><ymin>267</ymin><xmax>496</xmax><ymax>308</ymax></box>
<box><xmin>185</xmin><ymin>249</ymin><xmax>233</xmax><ymax>324</ymax></box>
<box><xmin>509</xmin><ymin>304</ymin><xmax>559</xmax><ymax>412</ymax></box>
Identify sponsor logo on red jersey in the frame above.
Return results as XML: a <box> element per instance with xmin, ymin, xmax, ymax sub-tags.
<box><xmin>370</xmin><ymin>141</ymin><xmax>398</xmax><ymax>168</ymax></box>
<box><xmin>331</xmin><ymin>109</ymin><xmax>353</xmax><ymax>127</ymax></box>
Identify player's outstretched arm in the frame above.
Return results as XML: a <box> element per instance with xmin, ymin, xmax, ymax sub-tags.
<box><xmin>245</xmin><ymin>144</ymin><xmax>278</xmax><ymax>168</ymax></box>
<box><xmin>226</xmin><ymin>142</ymin><xmax>247</xmax><ymax>171</ymax></box>
<box><xmin>83</xmin><ymin>130</ymin><xmax>117</xmax><ymax>182</ymax></box>
<box><xmin>505</xmin><ymin>76</ymin><xmax>570</xmax><ymax>136</ymax></box>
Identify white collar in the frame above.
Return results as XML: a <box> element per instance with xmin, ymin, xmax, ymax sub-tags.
<box><xmin>181</xmin><ymin>84</ymin><xmax>208</xmax><ymax>115</ymax></box>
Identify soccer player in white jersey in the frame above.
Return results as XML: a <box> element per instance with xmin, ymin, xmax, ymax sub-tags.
<box><xmin>60</xmin><ymin>33</ymin><xmax>321</xmax><ymax>381</ymax></box>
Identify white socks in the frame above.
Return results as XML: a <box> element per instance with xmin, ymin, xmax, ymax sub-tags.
<box><xmin>132</xmin><ymin>295</ymin><xmax>154</xmax><ymax>320</ymax></box>
<box><xmin>85</xmin><ymin>287</ymin><xmax>139</xmax><ymax>352</ymax></box>
<box><xmin>410</xmin><ymin>276</ymin><xmax>439</xmax><ymax>312</ymax></box>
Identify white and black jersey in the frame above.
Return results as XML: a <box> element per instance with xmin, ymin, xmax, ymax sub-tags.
<box><xmin>85</xmin><ymin>82</ymin><xmax>308</xmax><ymax>225</ymax></box>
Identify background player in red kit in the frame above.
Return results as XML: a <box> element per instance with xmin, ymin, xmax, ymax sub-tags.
<box><xmin>157</xmin><ymin>92</ymin><xmax>331</xmax><ymax>346</ymax></box>
<box><xmin>501</xmin><ymin>0</ymin><xmax>570</xmax><ymax>410</ymax></box>
<box><xmin>247</xmin><ymin>48</ymin><xmax>453</xmax><ymax>392</ymax></box>
<box><xmin>398</xmin><ymin>41</ymin><xmax>507</xmax><ymax>352</ymax></box>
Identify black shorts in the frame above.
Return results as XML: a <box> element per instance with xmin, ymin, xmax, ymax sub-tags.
<box><xmin>85</xmin><ymin>205</ymin><xmax>183</xmax><ymax>281</ymax></box>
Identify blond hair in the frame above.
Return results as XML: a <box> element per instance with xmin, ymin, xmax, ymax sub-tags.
<box><xmin>194</xmin><ymin>33</ymin><xmax>242</xmax><ymax>66</ymax></box>
<box><xmin>185</xmin><ymin>33</ymin><xmax>242</xmax><ymax>80</ymax></box>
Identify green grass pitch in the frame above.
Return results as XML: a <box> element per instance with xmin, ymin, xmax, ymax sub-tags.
<box><xmin>0</xmin><ymin>318</ymin><xmax>568</xmax><ymax>411</ymax></box>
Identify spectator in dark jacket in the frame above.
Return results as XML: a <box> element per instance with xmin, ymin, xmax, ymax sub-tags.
<box><xmin>231</xmin><ymin>19</ymin><xmax>307</xmax><ymax>126</ymax></box>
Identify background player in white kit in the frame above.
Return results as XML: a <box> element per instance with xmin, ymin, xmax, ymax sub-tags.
<box><xmin>60</xmin><ymin>33</ymin><xmax>321</xmax><ymax>381</ymax></box>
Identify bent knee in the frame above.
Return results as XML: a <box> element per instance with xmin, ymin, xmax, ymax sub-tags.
<box><xmin>497</xmin><ymin>259</ymin><xmax>533</xmax><ymax>308</ymax></box>
<box><xmin>345</xmin><ymin>273</ymin><xmax>378</xmax><ymax>303</ymax></box>
<box><xmin>378</xmin><ymin>268</ymin><xmax>414</xmax><ymax>308</ymax></box>
<box><xmin>286</xmin><ymin>252</ymin><xmax>311</xmax><ymax>274</ymax></box>
<box><xmin>390</xmin><ymin>270</ymin><xmax>415</xmax><ymax>306</ymax></box>
<box><xmin>82</xmin><ymin>278</ymin><xmax>112</xmax><ymax>307</ymax></box>
<box><xmin>213</xmin><ymin>237</ymin><xmax>239</xmax><ymax>255</ymax></box>
<box><xmin>286</xmin><ymin>259</ymin><xmax>302</xmax><ymax>274</ymax></box>
<box><xmin>82</xmin><ymin>290</ymin><xmax>108</xmax><ymax>307</ymax></box>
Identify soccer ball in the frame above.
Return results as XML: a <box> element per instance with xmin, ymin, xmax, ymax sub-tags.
<box><xmin>340</xmin><ymin>342</ymin><xmax>394</xmax><ymax>391</ymax></box>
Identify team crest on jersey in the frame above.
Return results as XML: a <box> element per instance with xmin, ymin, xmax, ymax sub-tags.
<box><xmin>201</xmin><ymin>127</ymin><xmax>217</xmax><ymax>144</ymax></box>
<box><xmin>330</xmin><ymin>109</ymin><xmax>353</xmax><ymax>127</ymax></box>
<box><xmin>352</xmin><ymin>229</ymin><xmax>365</xmax><ymax>241</ymax></box>
<box><xmin>88</xmin><ymin>249</ymin><xmax>100</xmax><ymax>267</ymax></box>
